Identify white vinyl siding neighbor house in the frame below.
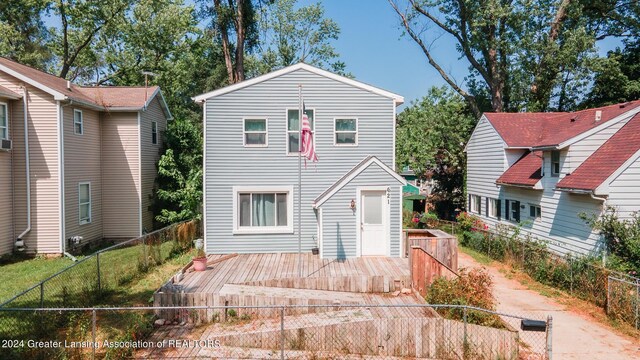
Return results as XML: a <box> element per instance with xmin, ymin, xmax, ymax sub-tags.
<box><xmin>196</xmin><ymin>63</ymin><xmax>405</xmax><ymax>258</ymax></box>
<box><xmin>466</xmin><ymin>102</ymin><xmax>640</xmax><ymax>257</ymax></box>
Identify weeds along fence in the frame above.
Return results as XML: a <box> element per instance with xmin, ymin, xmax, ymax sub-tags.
<box><xmin>0</xmin><ymin>304</ymin><xmax>552</xmax><ymax>360</ymax></box>
<box><xmin>0</xmin><ymin>220</ymin><xmax>201</xmax><ymax>309</ymax></box>
<box><xmin>434</xmin><ymin>219</ymin><xmax>640</xmax><ymax>330</ymax></box>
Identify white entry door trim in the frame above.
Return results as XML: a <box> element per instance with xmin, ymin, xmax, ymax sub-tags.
<box><xmin>356</xmin><ymin>186</ymin><xmax>390</xmax><ymax>257</ymax></box>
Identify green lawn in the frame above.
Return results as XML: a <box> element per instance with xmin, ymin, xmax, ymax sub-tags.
<box><xmin>0</xmin><ymin>255</ymin><xmax>78</xmax><ymax>304</ymax></box>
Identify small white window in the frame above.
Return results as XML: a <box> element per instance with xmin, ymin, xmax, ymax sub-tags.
<box><xmin>529</xmin><ymin>204</ymin><xmax>541</xmax><ymax>220</ymax></box>
<box><xmin>0</xmin><ymin>103</ymin><xmax>8</xmax><ymax>139</ymax></box>
<box><xmin>151</xmin><ymin>121</ymin><xmax>158</xmax><ymax>145</ymax></box>
<box><xmin>334</xmin><ymin>118</ymin><xmax>357</xmax><ymax>146</ymax></box>
<box><xmin>79</xmin><ymin>182</ymin><xmax>91</xmax><ymax>225</ymax></box>
<box><xmin>551</xmin><ymin>151</ymin><xmax>560</xmax><ymax>177</ymax></box>
<box><xmin>233</xmin><ymin>186</ymin><xmax>293</xmax><ymax>234</ymax></box>
<box><xmin>243</xmin><ymin>119</ymin><xmax>267</xmax><ymax>146</ymax></box>
<box><xmin>287</xmin><ymin>109</ymin><xmax>314</xmax><ymax>154</ymax></box>
<box><xmin>74</xmin><ymin>109</ymin><xmax>83</xmax><ymax>135</ymax></box>
<box><xmin>470</xmin><ymin>195</ymin><xmax>481</xmax><ymax>214</ymax></box>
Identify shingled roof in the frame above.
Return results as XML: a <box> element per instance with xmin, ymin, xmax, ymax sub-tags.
<box><xmin>556</xmin><ymin>114</ymin><xmax>640</xmax><ymax>192</ymax></box>
<box><xmin>485</xmin><ymin>100</ymin><xmax>640</xmax><ymax>148</ymax></box>
<box><xmin>495</xmin><ymin>151</ymin><xmax>543</xmax><ymax>188</ymax></box>
<box><xmin>0</xmin><ymin>57</ymin><xmax>168</xmax><ymax>113</ymax></box>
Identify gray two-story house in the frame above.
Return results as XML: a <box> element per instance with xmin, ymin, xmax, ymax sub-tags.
<box><xmin>194</xmin><ymin>63</ymin><xmax>405</xmax><ymax>259</ymax></box>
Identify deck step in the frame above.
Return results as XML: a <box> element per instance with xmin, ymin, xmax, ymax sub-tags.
<box><xmin>219</xmin><ymin>284</ymin><xmax>369</xmax><ymax>303</ymax></box>
<box><xmin>237</xmin><ymin>275</ymin><xmax>409</xmax><ymax>293</ymax></box>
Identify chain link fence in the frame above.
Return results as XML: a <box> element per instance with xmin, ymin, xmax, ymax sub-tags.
<box><xmin>0</xmin><ymin>304</ymin><xmax>552</xmax><ymax>359</ymax></box>
<box><xmin>435</xmin><ymin>218</ymin><xmax>640</xmax><ymax>330</ymax></box>
<box><xmin>0</xmin><ymin>220</ymin><xmax>200</xmax><ymax>309</ymax></box>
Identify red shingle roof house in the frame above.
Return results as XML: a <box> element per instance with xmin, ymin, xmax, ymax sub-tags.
<box><xmin>0</xmin><ymin>57</ymin><xmax>172</xmax><ymax>255</ymax></box>
<box><xmin>465</xmin><ymin>101</ymin><xmax>640</xmax><ymax>256</ymax></box>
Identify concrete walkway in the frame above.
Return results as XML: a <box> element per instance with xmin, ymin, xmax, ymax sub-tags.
<box><xmin>459</xmin><ymin>252</ymin><xmax>639</xmax><ymax>360</ymax></box>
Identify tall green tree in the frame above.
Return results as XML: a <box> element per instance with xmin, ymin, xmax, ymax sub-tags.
<box><xmin>154</xmin><ymin>117</ymin><xmax>203</xmax><ymax>225</ymax></box>
<box><xmin>256</xmin><ymin>0</ymin><xmax>345</xmax><ymax>74</ymax></box>
<box><xmin>396</xmin><ymin>87</ymin><xmax>475</xmax><ymax>219</ymax></box>
<box><xmin>388</xmin><ymin>0</ymin><xmax>638</xmax><ymax>115</ymax></box>
<box><xmin>582</xmin><ymin>39</ymin><xmax>640</xmax><ymax>107</ymax></box>
<box><xmin>0</xmin><ymin>0</ymin><xmax>51</xmax><ymax>68</ymax></box>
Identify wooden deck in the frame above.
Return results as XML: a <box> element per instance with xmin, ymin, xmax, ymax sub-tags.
<box><xmin>165</xmin><ymin>253</ymin><xmax>411</xmax><ymax>295</ymax></box>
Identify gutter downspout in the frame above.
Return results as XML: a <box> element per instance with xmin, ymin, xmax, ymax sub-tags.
<box><xmin>590</xmin><ymin>192</ymin><xmax>608</xmax><ymax>266</ymax></box>
<box><xmin>16</xmin><ymin>86</ymin><xmax>31</xmax><ymax>246</ymax></box>
<box><xmin>60</xmin><ymin>100</ymin><xmax>77</xmax><ymax>261</ymax></box>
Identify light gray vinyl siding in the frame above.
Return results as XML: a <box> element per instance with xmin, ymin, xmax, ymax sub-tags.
<box><xmin>204</xmin><ymin>68</ymin><xmax>395</xmax><ymax>255</ymax></box>
<box><xmin>319</xmin><ymin>163</ymin><xmax>403</xmax><ymax>258</ymax></box>
<box><xmin>608</xmin><ymin>153</ymin><xmax>640</xmax><ymax>220</ymax></box>
<box><xmin>466</xmin><ymin>116</ymin><xmax>506</xmax><ymax>201</ymax></box>
<box><xmin>140</xmin><ymin>97</ymin><xmax>167</xmax><ymax>232</ymax></box>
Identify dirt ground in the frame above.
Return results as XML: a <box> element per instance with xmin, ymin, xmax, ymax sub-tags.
<box><xmin>458</xmin><ymin>252</ymin><xmax>640</xmax><ymax>360</ymax></box>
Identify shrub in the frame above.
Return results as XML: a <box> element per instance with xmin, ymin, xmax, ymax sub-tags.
<box><xmin>427</xmin><ymin>268</ymin><xmax>502</xmax><ymax>327</ymax></box>
<box><xmin>580</xmin><ymin>207</ymin><xmax>640</xmax><ymax>273</ymax></box>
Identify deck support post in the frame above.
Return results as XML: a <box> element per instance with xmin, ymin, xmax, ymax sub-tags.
<box><xmin>280</xmin><ymin>306</ymin><xmax>285</xmax><ymax>359</ymax></box>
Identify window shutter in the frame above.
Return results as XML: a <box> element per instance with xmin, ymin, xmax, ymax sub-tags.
<box><xmin>514</xmin><ymin>201</ymin><xmax>521</xmax><ymax>222</ymax></box>
<box><xmin>497</xmin><ymin>200</ymin><xmax>502</xmax><ymax>220</ymax></box>
<box><xmin>485</xmin><ymin>198</ymin><xmax>489</xmax><ymax>217</ymax></box>
<box><xmin>468</xmin><ymin>194</ymin><xmax>471</xmax><ymax>211</ymax></box>
<box><xmin>505</xmin><ymin>200</ymin><xmax>510</xmax><ymax>221</ymax></box>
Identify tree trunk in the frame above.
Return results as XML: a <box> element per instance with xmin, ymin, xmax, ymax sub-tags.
<box><xmin>234</xmin><ymin>0</ymin><xmax>245</xmax><ymax>82</ymax></box>
<box><xmin>214</xmin><ymin>0</ymin><xmax>235</xmax><ymax>84</ymax></box>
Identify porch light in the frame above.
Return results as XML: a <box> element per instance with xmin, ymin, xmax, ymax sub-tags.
<box><xmin>350</xmin><ymin>199</ymin><xmax>356</xmax><ymax>210</ymax></box>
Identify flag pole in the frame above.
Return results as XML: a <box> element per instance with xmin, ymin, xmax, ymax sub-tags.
<box><xmin>298</xmin><ymin>84</ymin><xmax>302</xmax><ymax>277</ymax></box>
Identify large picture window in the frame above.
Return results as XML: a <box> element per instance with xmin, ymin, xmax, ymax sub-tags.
<box><xmin>334</xmin><ymin>118</ymin><xmax>357</xmax><ymax>145</ymax></box>
<box><xmin>79</xmin><ymin>182</ymin><xmax>91</xmax><ymax>225</ymax></box>
<box><xmin>233</xmin><ymin>186</ymin><xmax>293</xmax><ymax>234</ymax></box>
<box><xmin>287</xmin><ymin>109</ymin><xmax>314</xmax><ymax>154</ymax></box>
<box><xmin>0</xmin><ymin>103</ymin><xmax>7</xmax><ymax>139</ymax></box>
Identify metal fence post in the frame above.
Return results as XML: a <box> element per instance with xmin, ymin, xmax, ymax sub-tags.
<box><xmin>39</xmin><ymin>282</ymin><xmax>44</xmax><ymax>308</ymax></box>
<box><xmin>96</xmin><ymin>252</ymin><xmax>101</xmax><ymax>295</ymax></box>
<box><xmin>636</xmin><ymin>280</ymin><xmax>640</xmax><ymax>330</ymax></box>
<box><xmin>546</xmin><ymin>315</ymin><xmax>553</xmax><ymax>360</ymax></box>
<box><xmin>463</xmin><ymin>306</ymin><xmax>468</xmax><ymax>346</ymax></box>
<box><xmin>92</xmin><ymin>309</ymin><xmax>97</xmax><ymax>360</ymax></box>
<box><xmin>569</xmin><ymin>255</ymin><xmax>573</xmax><ymax>295</ymax></box>
<box><xmin>606</xmin><ymin>276</ymin><xmax>611</xmax><ymax>314</ymax></box>
<box><xmin>280</xmin><ymin>306</ymin><xmax>285</xmax><ymax>360</ymax></box>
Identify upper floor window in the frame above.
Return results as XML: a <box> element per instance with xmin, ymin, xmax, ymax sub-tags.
<box><xmin>469</xmin><ymin>194</ymin><xmax>481</xmax><ymax>214</ymax></box>
<box><xmin>244</xmin><ymin>118</ymin><xmax>267</xmax><ymax>147</ymax></box>
<box><xmin>287</xmin><ymin>109</ymin><xmax>314</xmax><ymax>154</ymax></box>
<box><xmin>74</xmin><ymin>109</ymin><xmax>83</xmax><ymax>135</ymax></box>
<box><xmin>79</xmin><ymin>182</ymin><xmax>91</xmax><ymax>225</ymax></box>
<box><xmin>334</xmin><ymin>118</ymin><xmax>357</xmax><ymax>146</ymax></box>
<box><xmin>0</xmin><ymin>103</ymin><xmax>7</xmax><ymax>139</ymax></box>
<box><xmin>151</xmin><ymin>121</ymin><xmax>158</xmax><ymax>145</ymax></box>
<box><xmin>551</xmin><ymin>151</ymin><xmax>560</xmax><ymax>177</ymax></box>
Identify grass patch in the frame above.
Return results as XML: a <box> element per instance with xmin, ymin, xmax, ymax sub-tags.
<box><xmin>0</xmin><ymin>255</ymin><xmax>78</xmax><ymax>303</ymax></box>
<box><xmin>459</xmin><ymin>245</ymin><xmax>493</xmax><ymax>265</ymax></box>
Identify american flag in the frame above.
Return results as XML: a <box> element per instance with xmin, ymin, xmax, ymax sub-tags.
<box><xmin>300</xmin><ymin>103</ymin><xmax>318</xmax><ymax>164</ymax></box>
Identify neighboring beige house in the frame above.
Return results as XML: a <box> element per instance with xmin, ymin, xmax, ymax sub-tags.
<box><xmin>0</xmin><ymin>57</ymin><xmax>172</xmax><ymax>256</ymax></box>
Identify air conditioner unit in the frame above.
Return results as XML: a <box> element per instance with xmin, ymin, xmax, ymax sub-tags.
<box><xmin>0</xmin><ymin>139</ymin><xmax>11</xmax><ymax>151</ymax></box>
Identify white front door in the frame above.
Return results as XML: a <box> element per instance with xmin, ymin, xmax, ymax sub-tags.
<box><xmin>360</xmin><ymin>190</ymin><xmax>387</xmax><ymax>256</ymax></box>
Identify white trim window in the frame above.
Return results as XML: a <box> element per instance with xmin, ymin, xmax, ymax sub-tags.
<box><xmin>79</xmin><ymin>182</ymin><xmax>91</xmax><ymax>225</ymax></box>
<box><xmin>151</xmin><ymin>121</ymin><xmax>158</xmax><ymax>145</ymax></box>
<box><xmin>74</xmin><ymin>109</ymin><xmax>83</xmax><ymax>135</ymax></box>
<box><xmin>233</xmin><ymin>186</ymin><xmax>293</xmax><ymax>234</ymax></box>
<box><xmin>470</xmin><ymin>195</ymin><xmax>481</xmax><ymax>214</ymax></box>
<box><xmin>529</xmin><ymin>204</ymin><xmax>541</xmax><ymax>220</ymax></box>
<box><xmin>0</xmin><ymin>102</ymin><xmax>8</xmax><ymax>139</ymax></box>
<box><xmin>489</xmin><ymin>198</ymin><xmax>500</xmax><ymax>218</ymax></box>
<box><xmin>334</xmin><ymin>118</ymin><xmax>357</xmax><ymax>146</ymax></box>
<box><xmin>287</xmin><ymin>109</ymin><xmax>314</xmax><ymax>154</ymax></box>
<box><xmin>243</xmin><ymin>118</ymin><xmax>267</xmax><ymax>146</ymax></box>
<box><xmin>551</xmin><ymin>151</ymin><xmax>560</xmax><ymax>177</ymax></box>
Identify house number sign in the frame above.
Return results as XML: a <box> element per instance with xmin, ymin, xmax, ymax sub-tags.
<box><xmin>386</xmin><ymin>187</ymin><xmax>391</xmax><ymax>204</ymax></box>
